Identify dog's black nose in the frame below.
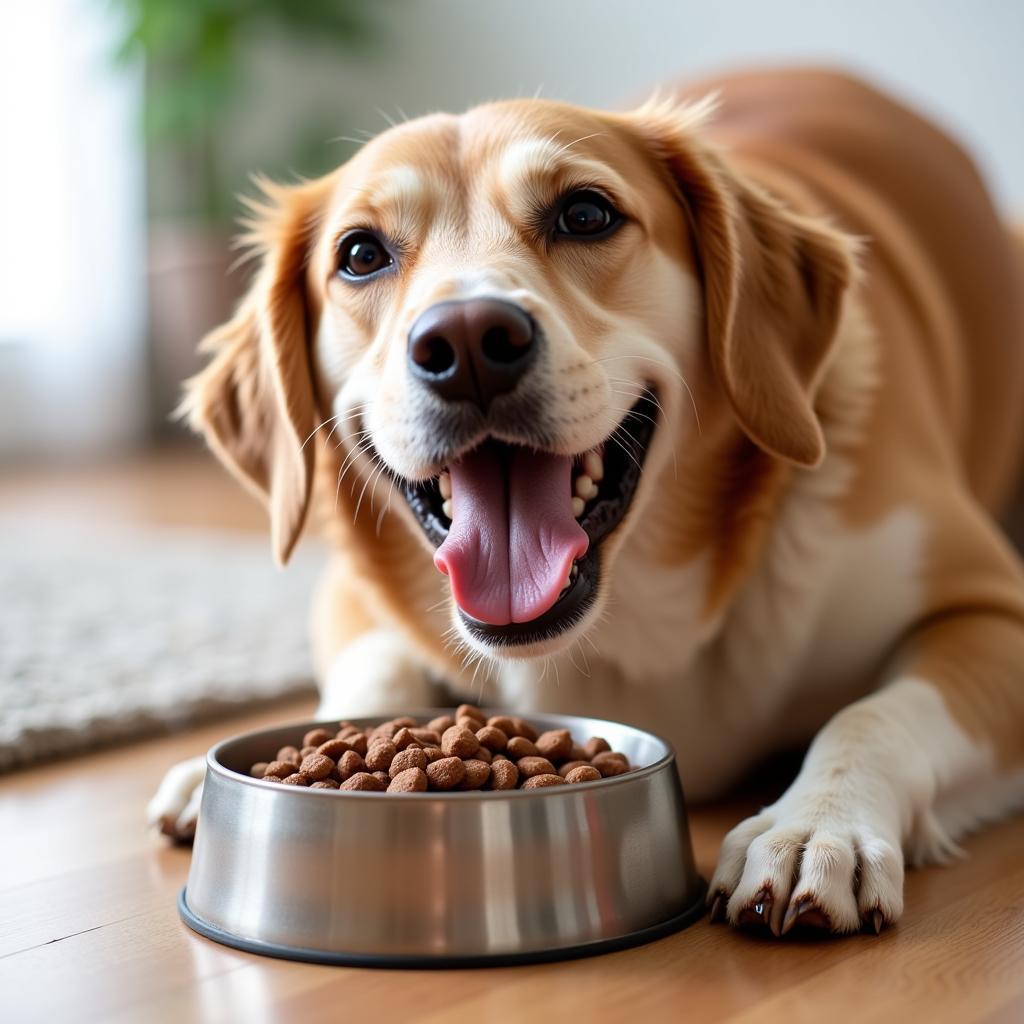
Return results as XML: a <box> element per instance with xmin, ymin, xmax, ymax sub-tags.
<box><xmin>407</xmin><ymin>298</ymin><xmax>536</xmax><ymax>410</ymax></box>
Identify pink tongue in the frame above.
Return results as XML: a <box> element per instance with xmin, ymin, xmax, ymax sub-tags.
<box><xmin>434</xmin><ymin>447</ymin><xmax>589</xmax><ymax>625</ymax></box>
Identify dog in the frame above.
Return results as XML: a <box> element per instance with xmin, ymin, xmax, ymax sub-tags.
<box><xmin>148</xmin><ymin>67</ymin><xmax>1024</xmax><ymax>938</ymax></box>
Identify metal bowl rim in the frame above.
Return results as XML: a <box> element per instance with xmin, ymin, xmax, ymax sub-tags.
<box><xmin>206</xmin><ymin>708</ymin><xmax>678</xmax><ymax>802</ymax></box>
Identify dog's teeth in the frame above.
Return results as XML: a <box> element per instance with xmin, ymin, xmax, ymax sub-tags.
<box><xmin>441</xmin><ymin>499</ymin><xmax>453</xmax><ymax>520</ymax></box>
<box><xmin>583</xmin><ymin>450</ymin><xmax>604</xmax><ymax>482</ymax></box>
<box><xmin>571</xmin><ymin>496</ymin><xmax>585</xmax><ymax>518</ymax></box>
<box><xmin>570</xmin><ymin>562</ymin><xmax>578</xmax><ymax>579</ymax></box>
<box><xmin>439</xmin><ymin>472</ymin><xmax>452</xmax><ymax>500</ymax></box>
<box><xmin>574</xmin><ymin>474</ymin><xmax>599</xmax><ymax>501</ymax></box>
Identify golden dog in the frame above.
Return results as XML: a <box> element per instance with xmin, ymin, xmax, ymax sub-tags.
<box><xmin>151</xmin><ymin>68</ymin><xmax>1024</xmax><ymax>937</ymax></box>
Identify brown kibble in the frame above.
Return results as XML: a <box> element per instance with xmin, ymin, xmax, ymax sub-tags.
<box><xmin>487</xmin><ymin>715</ymin><xmax>518</xmax><ymax>735</ymax></box>
<box><xmin>303</xmin><ymin>728</ymin><xmax>333</xmax><ymax>749</ymax></box>
<box><xmin>441</xmin><ymin>725</ymin><xmax>480</xmax><ymax>758</ymax></box>
<box><xmin>389</xmin><ymin>747</ymin><xmax>428</xmax><ymax>778</ymax></box>
<box><xmin>427</xmin><ymin>715</ymin><xmax>455</xmax><ymax>734</ymax></box>
<box><xmin>507</xmin><ymin>736</ymin><xmax>539</xmax><ymax>759</ymax></box>
<box><xmin>340</xmin><ymin>772</ymin><xmax>386</xmax><ymax>792</ymax></box>
<box><xmin>592</xmin><ymin>751</ymin><xmax>629</xmax><ymax>777</ymax></box>
<box><xmin>536</xmin><ymin>729</ymin><xmax>573</xmax><ymax>760</ymax></box>
<box><xmin>458</xmin><ymin>759</ymin><xmax>491</xmax><ymax>790</ymax></box>
<box><xmin>334</xmin><ymin>749</ymin><xmax>366</xmax><ymax>781</ymax></box>
<box><xmin>517</xmin><ymin>755</ymin><xmax>557</xmax><ymax>778</ymax></box>
<box><xmin>456</xmin><ymin>703</ymin><xmax>486</xmax><ymax>724</ymax></box>
<box><xmin>487</xmin><ymin>759</ymin><xmax>519</xmax><ymax>790</ymax></box>
<box><xmin>392</xmin><ymin>727</ymin><xmax>418</xmax><ymax>750</ymax></box>
<box><xmin>316</xmin><ymin>737</ymin><xmax>352</xmax><ymax>760</ymax></box>
<box><xmin>254</xmin><ymin>713</ymin><xmax>633</xmax><ymax>797</ymax></box>
<box><xmin>522</xmin><ymin>773</ymin><xmax>565</xmax><ymax>789</ymax></box>
<box><xmin>299</xmin><ymin>753</ymin><xmax>334</xmax><ymax>781</ymax></box>
<box><xmin>475</xmin><ymin>725</ymin><xmax>508</xmax><ymax>752</ymax></box>
<box><xmin>365</xmin><ymin>739</ymin><xmax>397</xmax><ymax>771</ymax></box>
<box><xmin>426</xmin><ymin>756</ymin><xmax>466</xmax><ymax>790</ymax></box>
<box><xmin>388</xmin><ymin>767</ymin><xmax>428</xmax><ymax>792</ymax></box>
<box><xmin>410</xmin><ymin>728</ymin><xmax>442</xmax><ymax>745</ymax></box>
<box><xmin>512</xmin><ymin>718</ymin><xmax>539</xmax><ymax>741</ymax></box>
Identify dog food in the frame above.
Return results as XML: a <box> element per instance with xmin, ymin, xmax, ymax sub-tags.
<box><xmin>246</xmin><ymin>707</ymin><xmax>633</xmax><ymax>794</ymax></box>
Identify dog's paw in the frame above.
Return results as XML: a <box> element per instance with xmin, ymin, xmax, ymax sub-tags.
<box><xmin>706</xmin><ymin>795</ymin><xmax>905</xmax><ymax>937</ymax></box>
<box><xmin>146</xmin><ymin>755</ymin><xmax>206</xmax><ymax>843</ymax></box>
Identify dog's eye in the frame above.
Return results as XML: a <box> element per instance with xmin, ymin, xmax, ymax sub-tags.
<box><xmin>338</xmin><ymin>231</ymin><xmax>393</xmax><ymax>278</ymax></box>
<box><xmin>554</xmin><ymin>190</ymin><xmax>620</xmax><ymax>239</ymax></box>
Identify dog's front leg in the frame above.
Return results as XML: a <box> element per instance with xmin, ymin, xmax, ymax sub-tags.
<box><xmin>708</xmin><ymin>611</ymin><xmax>1024</xmax><ymax>936</ymax></box>
<box><xmin>315</xmin><ymin>628</ymin><xmax>440</xmax><ymax>719</ymax></box>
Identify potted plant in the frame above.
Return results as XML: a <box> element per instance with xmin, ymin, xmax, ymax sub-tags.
<box><xmin>108</xmin><ymin>0</ymin><xmax>381</xmax><ymax>432</ymax></box>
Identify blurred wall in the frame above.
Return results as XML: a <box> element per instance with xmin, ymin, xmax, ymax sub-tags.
<box><xmin>235</xmin><ymin>0</ymin><xmax>1024</xmax><ymax>210</ymax></box>
<box><xmin>5</xmin><ymin>1</ymin><xmax>1021</xmax><ymax>461</ymax></box>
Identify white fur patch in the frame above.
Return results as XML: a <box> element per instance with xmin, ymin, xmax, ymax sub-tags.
<box><xmin>802</xmin><ymin>509</ymin><xmax>924</xmax><ymax>679</ymax></box>
<box><xmin>316</xmin><ymin>628</ymin><xmax>437</xmax><ymax>719</ymax></box>
<box><xmin>496</xmin><ymin>137</ymin><xmax>630</xmax><ymax>223</ymax></box>
<box><xmin>371</xmin><ymin>165</ymin><xmax>428</xmax><ymax>215</ymax></box>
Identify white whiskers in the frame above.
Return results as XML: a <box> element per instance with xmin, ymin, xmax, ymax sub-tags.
<box><xmin>596</xmin><ymin>354</ymin><xmax>702</xmax><ymax>436</ymax></box>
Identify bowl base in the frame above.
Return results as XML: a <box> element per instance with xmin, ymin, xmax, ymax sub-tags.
<box><xmin>178</xmin><ymin>883</ymin><xmax>707</xmax><ymax>969</ymax></box>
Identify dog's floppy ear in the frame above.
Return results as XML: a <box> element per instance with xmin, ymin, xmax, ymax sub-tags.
<box><xmin>635</xmin><ymin>99</ymin><xmax>858</xmax><ymax>467</ymax></box>
<box><xmin>181</xmin><ymin>176</ymin><xmax>332</xmax><ymax>564</ymax></box>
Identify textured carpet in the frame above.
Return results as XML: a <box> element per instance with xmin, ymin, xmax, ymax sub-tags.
<box><xmin>0</xmin><ymin>517</ymin><xmax>321</xmax><ymax>771</ymax></box>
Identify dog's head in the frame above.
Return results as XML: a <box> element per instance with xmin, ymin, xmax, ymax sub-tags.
<box><xmin>184</xmin><ymin>96</ymin><xmax>855</xmax><ymax>661</ymax></box>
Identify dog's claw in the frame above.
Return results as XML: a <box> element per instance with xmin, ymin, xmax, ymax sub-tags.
<box><xmin>871</xmin><ymin>909</ymin><xmax>884</xmax><ymax>935</ymax></box>
<box><xmin>737</xmin><ymin>887</ymin><xmax>773</xmax><ymax>928</ymax></box>
<box><xmin>753</xmin><ymin>887</ymin><xmax>772</xmax><ymax>922</ymax></box>
<box><xmin>709</xmin><ymin>892</ymin><xmax>727</xmax><ymax>923</ymax></box>
<box><xmin>781</xmin><ymin>896</ymin><xmax>831</xmax><ymax>935</ymax></box>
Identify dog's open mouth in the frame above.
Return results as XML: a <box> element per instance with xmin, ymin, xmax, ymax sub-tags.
<box><xmin>399</xmin><ymin>390</ymin><xmax>658</xmax><ymax>646</ymax></box>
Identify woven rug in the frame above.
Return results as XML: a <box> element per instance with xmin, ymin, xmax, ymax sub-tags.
<box><xmin>0</xmin><ymin>517</ymin><xmax>321</xmax><ymax>772</ymax></box>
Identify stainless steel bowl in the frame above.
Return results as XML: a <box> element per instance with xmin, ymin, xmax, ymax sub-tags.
<box><xmin>180</xmin><ymin>710</ymin><xmax>705</xmax><ymax>966</ymax></box>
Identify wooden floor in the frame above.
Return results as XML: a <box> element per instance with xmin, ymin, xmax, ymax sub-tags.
<box><xmin>2</xmin><ymin>450</ymin><xmax>1023</xmax><ymax>1023</ymax></box>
